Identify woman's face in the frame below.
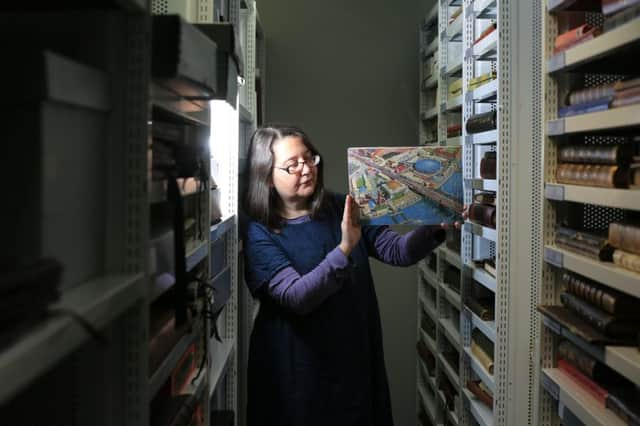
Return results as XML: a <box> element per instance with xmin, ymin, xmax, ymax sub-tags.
<box><xmin>271</xmin><ymin>136</ymin><xmax>318</xmax><ymax>207</ymax></box>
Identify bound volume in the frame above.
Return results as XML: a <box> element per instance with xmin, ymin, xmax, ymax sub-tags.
<box><xmin>471</xmin><ymin>328</ymin><xmax>494</xmax><ymax>374</ymax></box>
<box><xmin>558</xmin><ymin>340</ymin><xmax>631</xmax><ymax>386</ymax></box>
<box><xmin>473</xmin><ymin>192</ymin><xmax>495</xmax><ymax>205</ymax></box>
<box><xmin>560</xmin><ymin>292</ymin><xmax>639</xmax><ymax>339</ymax></box>
<box><xmin>466</xmin><ymin>111</ymin><xmax>496</xmax><ymax>134</ymax></box>
<box><xmin>480</xmin><ymin>151</ymin><xmax>497</xmax><ymax>179</ymax></box>
<box><xmin>467</xmin><ymin>297</ymin><xmax>494</xmax><ymax>321</ymax></box>
<box><xmin>558</xmin><ymin>144</ymin><xmax>634</xmax><ymax>165</ymax></box>
<box><xmin>538</xmin><ymin>304</ymin><xmax>634</xmax><ymax>345</ymax></box>
<box><xmin>469</xmin><ymin>203</ymin><xmax>496</xmax><ymax>228</ymax></box>
<box><xmin>467</xmin><ymin>380</ymin><xmax>493</xmax><ymax>408</ymax></box>
<box><xmin>613</xmin><ymin>249</ymin><xmax>640</xmax><ymax>273</ymax></box>
<box><xmin>609</xmin><ymin>222</ymin><xmax>640</xmax><ymax>255</ymax></box>
<box><xmin>562</xmin><ymin>271</ymin><xmax>640</xmax><ymax>316</ymax></box>
<box><xmin>556</xmin><ymin>163</ymin><xmax>629</xmax><ymax>188</ymax></box>
<box><xmin>555</xmin><ymin>227</ymin><xmax>610</xmax><ymax>260</ymax></box>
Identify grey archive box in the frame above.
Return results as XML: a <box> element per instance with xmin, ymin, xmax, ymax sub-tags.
<box><xmin>196</xmin><ymin>22</ymin><xmax>244</xmax><ymax>107</ymax></box>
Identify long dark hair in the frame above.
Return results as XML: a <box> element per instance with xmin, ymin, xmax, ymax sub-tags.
<box><xmin>243</xmin><ymin>124</ymin><xmax>328</xmax><ymax>230</ymax></box>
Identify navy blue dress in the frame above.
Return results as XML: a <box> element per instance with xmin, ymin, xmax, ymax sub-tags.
<box><xmin>243</xmin><ymin>196</ymin><xmax>394</xmax><ymax>426</ymax></box>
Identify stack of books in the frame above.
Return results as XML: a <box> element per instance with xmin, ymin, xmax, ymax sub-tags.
<box><xmin>559</xmin><ymin>78</ymin><xmax>640</xmax><ymax>117</ymax></box>
<box><xmin>555</xmin><ymin>143</ymin><xmax>638</xmax><ymax>188</ymax></box>
<box><xmin>556</xmin><ymin>339</ymin><xmax>640</xmax><ymax>424</ymax></box>
<box><xmin>555</xmin><ymin>226</ymin><xmax>610</xmax><ymax>260</ymax></box>
<box><xmin>608</xmin><ymin>222</ymin><xmax>640</xmax><ymax>274</ymax></box>
<box><xmin>539</xmin><ymin>270</ymin><xmax>640</xmax><ymax>345</ymax></box>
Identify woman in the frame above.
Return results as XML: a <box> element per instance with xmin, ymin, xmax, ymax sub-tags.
<box><xmin>242</xmin><ymin>124</ymin><xmax>461</xmax><ymax>426</ymax></box>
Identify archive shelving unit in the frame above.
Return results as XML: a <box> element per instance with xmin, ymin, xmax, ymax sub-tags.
<box><xmin>0</xmin><ymin>0</ymin><xmax>261</xmax><ymax>424</ymax></box>
<box><xmin>535</xmin><ymin>2</ymin><xmax>640</xmax><ymax>426</ymax></box>
<box><xmin>420</xmin><ymin>1</ymin><xmax>441</xmax><ymax>146</ymax></box>
<box><xmin>418</xmin><ymin>0</ymin><xmax>543</xmax><ymax>425</ymax></box>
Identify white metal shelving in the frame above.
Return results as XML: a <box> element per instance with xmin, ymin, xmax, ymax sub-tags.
<box><xmin>464</xmin><ymin>346</ymin><xmax>495</xmax><ymax>393</ymax></box>
<box><xmin>538</xmin><ymin>4</ymin><xmax>640</xmax><ymax>426</ymax></box>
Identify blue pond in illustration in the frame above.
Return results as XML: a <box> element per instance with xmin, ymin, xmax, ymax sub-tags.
<box><xmin>414</xmin><ymin>159</ymin><xmax>442</xmax><ymax>174</ymax></box>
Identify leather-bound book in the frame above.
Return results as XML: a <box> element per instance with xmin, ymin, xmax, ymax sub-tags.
<box><xmin>447</xmin><ymin>123</ymin><xmax>462</xmax><ymax>137</ymax></box>
<box><xmin>609</xmin><ymin>223</ymin><xmax>640</xmax><ymax>256</ymax></box>
<box><xmin>467</xmin><ymin>380</ymin><xmax>494</xmax><ymax>408</ymax></box>
<box><xmin>471</xmin><ymin>328</ymin><xmax>494</xmax><ymax>374</ymax></box>
<box><xmin>416</xmin><ymin>340</ymin><xmax>436</xmax><ymax>374</ymax></box>
<box><xmin>556</xmin><ymin>163</ymin><xmax>629</xmax><ymax>188</ymax></box>
<box><xmin>558</xmin><ymin>359</ymin><xmax>608</xmax><ymax>405</ymax></box>
<box><xmin>558</xmin><ymin>144</ymin><xmax>633</xmax><ymax>165</ymax></box>
<box><xmin>631</xmin><ymin>164</ymin><xmax>640</xmax><ymax>188</ymax></box>
<box><xmin>474</xmin><ymin>192</ymin><xmax>495</xmax><ymax>205</ymax></box>
<box><xmin>466</xmin><ymin>111</ymin><xmax>497</xmax><ymax>134</ymax></box>
<box><xmin>560</xmin><ymin>292</ymin><xmax>638</xmax><ymax>339</ymax></box>
<box><xmin>469</xmin><ymin>203</ymin><xmax>496</xmax><ymax>228</ymax></box>
<box><xmin>467</xmin><ymin>297</ymin><xmax>495</xmax><ymax>321</ymax></box>
<box><xmin>613</xmin><ymin>249</ymin><xmax>640</xmax><ymax>274</ymax></box>
<box><xmin>555</xmin><ymin>227</ymin><xmax>610</xmax><ymax>260</ymax></box>
<box><xmin>562</xmin><ymin>271</ymin><xmax>640</xmax><ymax>316</ymax></box>
<box><xmin>480</xmin><ymin>151</ymin><xmax>497</xmax><ymax>179</ymax></box>
<box><xmin>537</xmin><ymin>305</ymin><xmax>635</xmax><ymax>345</ymax></box>
<box><xmin>558</xmin><ymin>340</ymin><xmax>631</xmax><ymax>386</ymax></box>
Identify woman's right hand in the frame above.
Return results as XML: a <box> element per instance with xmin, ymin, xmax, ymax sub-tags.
<box><xmin>339</xmin><ymin>194</ymin><xmax>361</xmax><ymax>256</ymax></box>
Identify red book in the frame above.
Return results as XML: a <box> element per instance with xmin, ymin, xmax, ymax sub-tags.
<box><xmin>558</xmin><ymin>358</ymin><xmax>609</xmax><ymax>405</ymax></box>
<box><xmin>554</xmin><ymin>24</ymin><xmax>601</xmax><ymax>53</ymax></box>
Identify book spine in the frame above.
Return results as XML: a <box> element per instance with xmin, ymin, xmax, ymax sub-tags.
<box><xmin>469</xmin><ymin>203</ymin><xmax>496</xmax><ymax>228</ymax></box>
<box><xmin>609</xmin><ymin>223</ymin><xmax>640</xmax><ymax>256</ymax></box>
<box><xmin>555</xmin><ymin>236</ymin><xmax>602</xmax><ymax>259</ymax></box>
<box><xmin>472</xmin><ymin>328</ymin><xmax>495</xmax><ymax>357</ymax></box>
<box><xmin>467</xmin><ymin>298</ymin><xmax>494</xmax><ymax>321</ymax></box>
<box><xmin>560</xmin><ymin>292</ymin><xmax>616</xmax><ymax>333</ymax></box>
<box><xmin>557</xmin><ymin>144</ymin><xmax>632</xmax><ymax>165</ymax></box>
<box><xmin>473</xmin><ymin>192</ymin><xmax>496</xmax><ymax>205</ymax></box>
<box><xmin>555</xmin><ymin>24</ymin><xmax>592</xmax><ymax>50</ymax></box>
<box><xmin>611</xmin><ymin>93</ymin><xmax>640</xmax><ymax>108</ymax></box>
<box><xmin>471</xmin><ymin>340</ymin><xmax>495</xmax><ymax>375</ymax></box>
<box><xmin>557</xmin><ymin>359</ymin><xmax>608</xmax><ymax>406</ymax></box>
<box><xmin>562</xmin><ymin>271</ymin><xmax>621</xmax><ymax>315</ymax></box>
<box><xmin>567</xmin><ymin>85</ymin><xmax>615</xmax><ymax>106</ymax></box>
<box><xmin>556</xmin><ymin>163</ymin><xmax>629</xmax><ymax>188</ymax></box>
<box><xmin>613</xmin><ymin>249</ymin><xmax>640</xmax><ymax>273</ymax></box>
<box><xmin>466</xmin><ymin>111</ymin><xmax>497</xmax><ymax>134</ymax></box>
<box><xmin>467</xmin><ymin>380</ymin><xmax>494</xmax><ymax>408</ymax></box>
<box><xmin>604</xmin><ymin>3</ymin><xmax>640</xmax><ymax>31</ymax></box>
<box><xmin>558</xmin><ymin>340</ymin><xmax>598</xmax><ymax>378</ymax></box>
<box><xmin>473</xmin><ymin>22</ymin><xmax>497</xmax><ymax>45</ymax></box>
<box><xmin>558</xmin><ymin>98</ymin><xmax>610</xmax><ymax>117</ymax></box>
<box><xmin>480</xmin><ymin>157</ymin><xmax>497</xmax><ymax>179</ymax></box>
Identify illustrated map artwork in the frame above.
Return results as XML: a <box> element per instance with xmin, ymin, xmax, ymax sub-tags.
<box><xmin>348</xmin><ymin>146</ymin><xmax>463</xmax><ymax>225</ymax></box>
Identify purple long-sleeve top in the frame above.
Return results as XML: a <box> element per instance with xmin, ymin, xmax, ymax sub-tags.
<box><xmin>266</xmin><ymin>217</ymin><xmax>445</xmax><ymax>315</ymax></box>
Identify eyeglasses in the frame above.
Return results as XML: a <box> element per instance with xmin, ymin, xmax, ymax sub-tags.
<box><xmin>274</xmin><ymin>154</ymin><xmax>321</xmax><ymax>175</ymax></box>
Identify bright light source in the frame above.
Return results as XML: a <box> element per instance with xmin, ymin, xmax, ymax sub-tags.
<box><xmin>210</xmin><ymin>97</ymin><xmax>239</xmax><ymax>218</ymax></box>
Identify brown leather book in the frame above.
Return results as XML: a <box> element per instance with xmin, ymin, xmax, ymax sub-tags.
<box><xmin>537</xmin><ymin>305</ymin><xmax>635</xmax><ymax>345</ymax></box>
<box><xmin>467</xmin><ymin>380</ymin><xmax>493</xmax><ymax>408</ymax></box>
<box><xmin>558</xmin><ymin>144</ymin><xmax>634</xmax><ymax>165</ymax></box>
<box><xmin>480</xmin><ymin>151</ymin><xmax>497</xmax><ymax>179</ymax></box>
<box><xmin>562</xmin><ymin>271</ymin><xmax>640</xmax><ymax>316</ymax></box>
<box><xmin>609</xmin><ymin>223</ymin><xmax>640</xmax><ymax>256</ymax></box>
<box><xmin>555</xmin><ymin>226</ymin><xmax>611</xmax><ymax>260</ymax></box>
<box><xmin>469</xmin><ymin>203</ymin><xmax>496</xmax><ymax>228</ymax></box>
<box><xmin>556</xmin><ymin>163</ymin><xmax>630</xmax><ymax>188</ymax></box>
<box><xmin>467</xmin><ymin>297</ymin><xmax>495</xmax><ymax>321</ymax></box>
<box><xmin>613</xmin><ymin>249</ymin><xmax>640</xmax><ymax>274</ymax></box>
<box><xmin>560</xmin><ymin>292</ymin><xmax>639</xmax><ymax>339</ymax></box>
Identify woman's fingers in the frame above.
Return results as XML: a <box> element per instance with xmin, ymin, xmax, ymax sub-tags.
<box><xmin>343</xmin><ymin>195</ymin><xmax>352</xmax><ymax>224</ymax></box>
